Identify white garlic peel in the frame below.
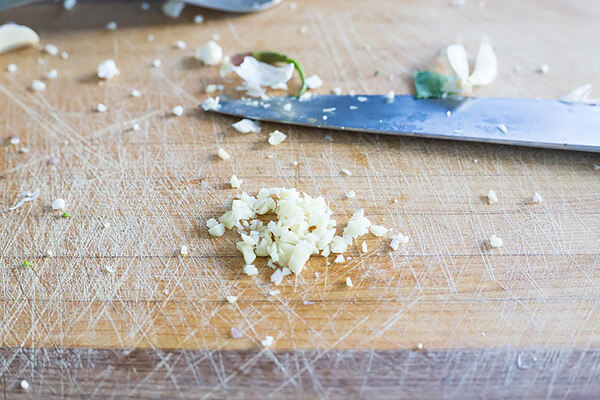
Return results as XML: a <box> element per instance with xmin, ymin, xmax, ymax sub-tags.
<box><xmin>445</xmin><ymin>36</ymin><xmax>497</xmax><ymax>93</ymax></box>
<box><xmin>209</xmin><ymin>188</ymin><xmax>387</xmax><ymax>276</ymax></box>
<box><xmin>0</xmin><ymin>24</ymin><xmax>39</xmax><ymax>54</ymax></box>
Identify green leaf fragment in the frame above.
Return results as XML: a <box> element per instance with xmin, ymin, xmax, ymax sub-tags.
<box><xmin>61</xmin><ymin>212</ymin><xmax>71</xmax><ymax>218</ymax></box>
<box><xmin>23</xmin><ymin>260</ymin><xmax>32</xmax><ymax>267</ymax></box>
<box><xmin>413</xmin><ymin>70</ymin><xmax>455</xmax><ymax>99</ymax></box>
<box><xmin>251</xmin><ymin>51</ymin><xmax>307</xmax><ymax>97</ymax></box>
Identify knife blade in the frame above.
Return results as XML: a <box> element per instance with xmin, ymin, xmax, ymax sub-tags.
<box><xmin>206</xmin><ymin>94</ymin><xmax>600</xmax><ymax>152</ymax></box>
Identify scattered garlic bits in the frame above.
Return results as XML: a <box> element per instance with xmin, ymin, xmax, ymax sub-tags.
<box><xmin>162</xmin><ymin>1</ymin><xmax>185</xmax><ymax>18</ymax></box>
<box><xmin>226</xmin><ymin>295</ymin><xmax>237</xmax><ymax>304</ymax></box>
<box><xmin>230</xmin><ymin>175</ymin><xmax>243</xmax><ymax>188</ymax></box>
<box><xmin>196</xmin><ymin>40</ymin><xmax>223</xmax><ymax>65</ymax></box>
<box><xmin>261</xmin><ymin>335</ymin><xmax>274</xmax><ymax>347</ymax></box>
<box><xmin>532</xmin><ymin>192</ymin><xmax>543</xmax><ymax>204</ymax></box>
<box><xmin>97</xmin><ymin>59</ymin><xmax>119</xmax><ymax>80</ymax></box>
<box><xmin>201</xmin><ymin>96</ymin><xmax>221</xmax><ymax>111</ymax></box>
<box><xmin>268</xmin><ymin>130</ymin><xmax>287</xmax><ymax>146</ymax></box>
<box><xmin>232</xmin><ymin>118</ymin><xmax>261</xmax><ymax>133</ymax></box>
<box><xmin>305</xmin><ymin>74</ymin><xmax>323</xmax><ymax>89</ymax></box>
<box><xmin>105</xmin><ymin>21</ymin><xmax>117</xmax><ymax>31</ymax></box>
<box><xmin>487</xmin><ymin>189</ymin><xmax>498</xmax><ymax>205</ymax></box>
<box><xmin>345</xmin><ymin>277</ymin><xmax>353</xmax><ymax>287</ymax></box>
<box><xmin>489</xmin><ymin>234</ymin><xmax>503</xmax><ymax>248</ymax></box>
<box><xmin>180</xmin><ymin>245</ymin><xmax>189</xmax><ymax>256</ymax></box>
<box><xmin>31</xmin><ymin>80</ymin><xmax>46</xmax><ymax>91</ymax></box>
<box><xmin>390</xmin><ymin>232</ymin><xmax>409</xmax><ymax>250</ymax></box>
<box><xmin>171</xmin><ymin>105</ymin><xmax>184</xmax><ymax>116</ymax></box>
<box><xmin>51</xmin><ymin>198</ymin><xmax>66</xmax><ymax>210</ymax></box>
<box><xmin>210</xmin><ymin>188</ymin><xmax>386</xmax><ymax>277</ymax></box>
<box><xmin>217</xmin><ymin>147</ymin><xmax>230</xmax><ymax>160</ymax></box>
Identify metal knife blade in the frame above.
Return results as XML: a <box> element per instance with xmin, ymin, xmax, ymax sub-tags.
<box><xmin>206</xmin><ymin>95</ymin><xmax>600</xmax><ymax>152</ymax></box>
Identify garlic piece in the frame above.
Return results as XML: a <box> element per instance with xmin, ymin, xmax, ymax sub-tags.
<box><xmin>370</xmin><ymin>225</ymin><xmax>388</xmax><ymax>237</ymax></box>
<box><xmin>217</xmin><ymin>147</ymin><xmax>230</xmax><ymax>160</ymax></box>
<box><xmin>489</xmin><ymin>234</ymin><xmax>503</xmax><ymax>248</ymax></box>
<box><xmin>196</xmin><ymin>40</ymin><xmax>223</xmax><ymax>65</ymax></box>
<box><xmin>51</xmin><ymin>198</ymin><xmax>66</xmax><ymax>210</ymax></box>
<box><xmin>31</xmin><ymin>80</ymin><xmax>46</xmax><ymax>91</ymax></box>
<box><xmin>171</xmin><ymin>105</ymin><xmax>184</xmax><ymax>116</ymax></box>
<box><xmin>162</xmin><ymin>1</ymin><xmax>185</xmax><ymax>18</ymax></box>
<box><xmin>243</xmin><ymin>264</ymin><xmax>258</xmax><ymax>276</ymax></box>
<box><xmin>268</xmin><ymin>130</ymin><xmax>287</xmax><ymax>146</ymax></box>
<box><xmin>487</xmin><ymin>189</ymin><xmax>498</xmax><ymax>205</ymax></box>
<box><xmin>230</xmin><ymin>175</ymin><xmax>243</xmax><ymax>188</ymax></box>
<box><xmin>232</xmin><ymin>118</ymin><xmax>261</xmax><ymax>133</ymax></box>
<box><xmin>0</xmin><ymin>24</ymin><xmax>39</xmax><ymax>54</ymax></box>
<box><xmin>97</xmin><ymin>59</ymin><xmax>120</xmax><ymax>80</ymax></box>
<box><xmin>306</xmin><ymin>74</ymin><xmax>323</xmax><ymax>89</ymax></box>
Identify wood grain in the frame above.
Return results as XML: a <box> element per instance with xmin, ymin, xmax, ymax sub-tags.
<box><xmin>1</xmin><ymin>347</ymin><xmax>600</xmax><ymax>399</ymax></box>
<box><xmin>0</xmin><ymin>0</ymin><xmax>599</xmax><ymax>396</ymax></box>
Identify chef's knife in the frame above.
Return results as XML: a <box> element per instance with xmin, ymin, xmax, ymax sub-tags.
<box><xmin>206</xmin><ymin>95</ymin><xmax>600</xmax><ymax>152</ymax></box>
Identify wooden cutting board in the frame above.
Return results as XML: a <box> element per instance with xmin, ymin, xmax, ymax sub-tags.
<box><xmin>1</xmin><ymin>0</ymin><xmax>599</xmax><ymax>398</ymax></box>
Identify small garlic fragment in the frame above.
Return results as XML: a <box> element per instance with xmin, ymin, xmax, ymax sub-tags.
<box><xmin>195</xmin><ymin>40</ymin><xmax>223</xmax><ymax>65</ymax></box>
<box><xmin>217</xmin><ymin>147</ymin><xmax>230</xmax><ymax>160</ymax></box>
<box><xmin>51</xmin><ymin>198</ymin><xmax>66</xmax><ymax>210</ymax></box>
<box><xmin>489</xmin><ymin>234</ymin><xmax>503</xmax><ymax>248</ymax></box>
<box><xmin>230</xmin><ymin>175</ymin><xmax>243</xmax><ymax>188</ymax></box>
<box><xmin>226</xmin><ymin>295</ymin><xmax>237</xmax><ymax>304</ymax></box>
<box><xmin>171</xmin><ymin>105</ymin><xmax>184</xmax><ymax>116</ymax></box>
<box><xmin>97</xmin><ymin>59</ymin><xmax>119</xmax><ymax>80</ymax></box>
<box><xmin>45</xmin><ymin>69</ymin><xmax>58</xmax><ymax>79</ymax></box>
<box><xmin>31</xmin><ymin>80</ymin><xmax>46</xmax><ymax>91</ymax></box>
<box><xmin>161</xmin><ymin>1</ymin><xmax>185</xmax><ymax>18</ymax></box>
<box><xmin>532</xmin><ymin>192</ymin><xmax>543</xmax><ymax>204</ymax></box>
<box><xmin>306</xmin><ymin>74</ymin><xmax>323</xmax><ymax>89</ymax></box>
<box><xmin>268</xmin><ymin>130</ymin><xmax>287</xmax><ymax>146</ymax></box>
<box><xmin>43</xmin><ymin>43</ymin><xmax>59</xmax><ymax>56</ymax></box>
<box><xmin>345</xmin><ymin>277</ymin><xmax>353</xmax><ymax>287</ymax></box>
<box><xmin>487</xmin><ymin>189</ymin><xmax>498</xmax><ymax>205</ymax></box>
<box><xmin>180</xmin><ymin>245</ymin><xmax>189</xmax><ymax>256</ymax></box>
<box><xmin>243</xmin><ymin>264</ymin><xmax>258</xmax><ymax>276</ymax></box>
<box><xmin>261</xmin><ymin>335</ymin><xmax>274</xmax><ymax>347</ymax></box>
<box><xmin>105</xmin><ymin>21</ymin><xmax>117</xmax><ymax>31</ymax></box>
<box><xmin>232</xmin><ymin>118</ymin><xmax>261</xmax><ymax>133</ymax></box>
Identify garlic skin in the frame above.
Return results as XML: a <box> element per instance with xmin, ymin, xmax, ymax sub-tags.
<box><xmin>444</xmin><ymin>36</ymin><xmax>497</xmax><ymax>94</ymax></box>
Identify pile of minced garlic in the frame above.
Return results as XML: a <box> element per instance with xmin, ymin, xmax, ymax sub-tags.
<box><xmin>207</xmin><ymin>188</ymin><xmax>400</xmax><ymax>279</ymax></box>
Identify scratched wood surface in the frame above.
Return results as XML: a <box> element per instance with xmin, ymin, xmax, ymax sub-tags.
<box><xmin>1</xmin><ymin>0</ymin><xmax>599</xmax><ymax>398</ymax></box>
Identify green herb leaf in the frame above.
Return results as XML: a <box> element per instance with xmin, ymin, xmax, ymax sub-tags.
<box><xmin>23</xmin><ymin>260</ymin><xmax>32</xmax><ymax>267</ymax></box>
<box><xmin>251</xmin><ymin>51</ymin><xmax>307</xmax><ymax>97</ymax></box>
<box><xmin>61</xmin><ymin>212</ymin><xmax>71</xmax><ymax>218</ymax></box>
<box><xmin>413</xmin><ymin>70</ymin><xmax>455</xmax><ymax>99</ymax></box>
